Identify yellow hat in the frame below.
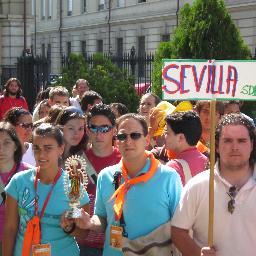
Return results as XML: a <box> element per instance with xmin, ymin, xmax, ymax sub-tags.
<box><xmin>150</xmin><ymin>101</ymin><xmax>193</xmax><ymax>137</ymax></box>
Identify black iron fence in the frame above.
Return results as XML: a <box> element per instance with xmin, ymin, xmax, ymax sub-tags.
<box><xmin>1</xmin><ymin>50</ymin><xmax>154</xmax><ymax>110</ymax></box>
<box><xmin>17</xmin><ymin>54</ymin><xmax>50</xmax><ymax>111</ymax></box>
<box><xmin>62</xmin><ymin>50</ymin><xmax>154</xmax><ymax>95</ymax></box>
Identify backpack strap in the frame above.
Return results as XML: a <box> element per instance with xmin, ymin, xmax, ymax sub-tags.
<box><xmin>81</xmin><ymin>152</ymin><xmax>98</xmax><ymax>185</ymax></box>
<box><xmin>174</xmin><ymin>159</ymin><xmax>192</xmax><ymax>185</ymax></box>
<box><xmin>0</xmin><ymin>178</ymin><xmax>6</xmax><ymax>205</ymax></box>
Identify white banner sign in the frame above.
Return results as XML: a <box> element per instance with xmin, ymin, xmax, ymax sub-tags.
<box><xmin>162</xmin><ymin>59</ymin><xmax>256</xmax><ymax>100</ymax></box>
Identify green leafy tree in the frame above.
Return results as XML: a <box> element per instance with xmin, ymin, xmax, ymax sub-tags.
<box><xmin>152</xmin><ymin>0</ymin><xmax>252</xmax><ymax>97</ymax></box>
<box><xmin>60</xmin><ymin>53</ymin><xmax>89</xmax><ymax>91</ymax></box>
<box><xmin>60</xmin><ymin>53</ymin><xmax>139</xmax><ymax>112</ymax></box>
<box><xmin>87</xmin><ymin>53</ymin><xmax>139</xmax><ymax>112</ymax></box>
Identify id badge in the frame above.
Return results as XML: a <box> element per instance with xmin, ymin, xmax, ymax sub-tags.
<box><xmin>32</xmin><ymin>243</ymin><xmax>51</xmax><ymax>256</ymax></box>
<box><xmin>110</xmin><ymin>225</ymin><xmax>123</xmax><ymax>250</ymax></box>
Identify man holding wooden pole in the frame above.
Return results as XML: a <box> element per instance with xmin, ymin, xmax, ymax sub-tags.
<box><xmin>171</xmin><ymin>113</ymin><xmax>256</xmax><ymax>256</ymax></box>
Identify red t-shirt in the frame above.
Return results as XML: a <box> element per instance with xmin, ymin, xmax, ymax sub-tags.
<box><xmin>78</xmin><ymin>147</ymin><xmax>121</xmax><ymax>248</ymax></box>
<box><xmin>0</xmin><ymin>96</ymin><xmax>29</xmax><ymax>120</ymax></box>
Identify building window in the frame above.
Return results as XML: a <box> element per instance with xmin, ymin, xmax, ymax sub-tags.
<box><xmin>81</xmin><ymin>41</ymin><xmax>87</xmax><ymax>57</ymax></box>
<box><xmin>32</xmin><ymin>0</ymin><xmax>35</xmax><ymax>16</ymax></box>
<box><xmin>67</xmin><ymin>42</ymin><xmax>72</xmax><ymax>56</ymax></box>
<box><xmin>117</xmin><ymin>0</ymin><xmax>125</xmax><ymax>7</ymax></box>
<box><xmin>81</xmin><ymin>0</ymin><xmax>86</xmax><ymax>13</ymax></box>
<box><xmin>161</xmin><ymin>34</ymin><xmax>170</xmax><ymax>42</ymax></box>
<box><xmin>138</xmin><ymin>0</ymin><xmax>146</xmax><ymax>3</ymax></box>
<box><xmin>47</xmin><ymin>44</ymin><xmax>51</xmax><ymax>59</ymax></box>
<box><xmin>47</xmin><ymin>44</ymin><xmax>51</xmax><ymax>70</ymax></box>
<box><xmin>138</xmin><ymin>36</ymin><xmax>145</xmax><ymax>56</ymax></box>
<box><xmin>41</xmin><ymin>0</ymin><xmax>46</xmax><ymax>19</ymax></box>
<box><xmin>116</xmin><ymin>38</ymin><xmax>123</xmax><ymax>56</ymax></box>
<box><xmin>138</xmin><ymin>36</ymin><xmax>145</xmax><ymax>76</ymax></box>
<box><xmin>47</xmin><ymin>0</ymin><xmax>52</xmax><ymax>19</ymax></box>
<box><xmin>97</xmin><ymin>40</ymin><xmax>103</xmax><ymax>53</ymax></box>
<box><xmin>42</xmin><ymin>43</ymin><xmax>46</xmax><ymax>57</ymax></box>
<box><xmin>67</xmin><ymin>0</ymin><xmax>72</xmax><ymax>16</ymax></box>
<box><xmin>98</xmin><ymin>0</ymin><xmax>105</xmax><ymax>10</ymax></box>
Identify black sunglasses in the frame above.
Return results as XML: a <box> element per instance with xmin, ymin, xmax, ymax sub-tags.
<box><xmin>116</xmin><ymin>132</ymin><xmax>143</xmax><ymax>141</ymax></box>
<box><xmin>19</xmin><ymin>123</ymin><xmax>33</xmax><ymax>129</ymax></box>
<box><xmin>88</xmin><ymin>124</ymin><xmax>114</xmax><ymax>133</ymax></box>
<box><xmin>227</xmin><ymin>186</ymin><xmax>237</xmax><ymax>214</ymax></box>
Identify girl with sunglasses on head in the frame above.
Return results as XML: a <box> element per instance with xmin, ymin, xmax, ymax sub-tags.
<box><xmin>55</xmin><ymin>106</ymin><xmax>88</xmax><ymax>162</ymax></box>
<box><xmin>3</xmin><ymin>107</ymin><xmax>36</xmax><ymax>166</ymax></box>
<box><xmin>0</xmin><ymin>122</ymin><xmax>31</xmax><ymax>255</ymax></box>
<box><xmin>3</xmin><ymin>123</ymin><xmax>90</xmax><ymax>256</ymax></box>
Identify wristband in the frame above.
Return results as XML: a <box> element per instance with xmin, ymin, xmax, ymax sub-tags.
<box><xmin>63</xmin><ymin>222</ymin><xmax>76</xmax><ymax>234</ymax></box>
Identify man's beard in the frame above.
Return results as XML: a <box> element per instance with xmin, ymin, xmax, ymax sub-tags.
<box><xmin>8</xmin><ymin>91</ymin><xmax>17</xmax><ymax>96</ymax></box>
<box><xmin>222</xmin><ymin>160</ymin><xmax>248</xmax><ymax>171</ymax></box>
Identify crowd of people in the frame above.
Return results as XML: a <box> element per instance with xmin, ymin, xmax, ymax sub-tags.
<box><xmin>0</xmin><ymin>77</ymin><xmax>256</xmax><ymax>256</ymax></box>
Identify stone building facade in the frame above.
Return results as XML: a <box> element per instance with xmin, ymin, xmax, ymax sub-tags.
<box><xmin>0</xmin><ymin>0</ymin><xmax>33</xmax><ymax>83</ymax></box>
<box><xmin>0</xmin><ymin>0</ymin><xmax>256</xmax><ymax>79</ymax></box>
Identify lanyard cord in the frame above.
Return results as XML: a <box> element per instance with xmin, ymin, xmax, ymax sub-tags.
<box><xmin>34</xmin><ymin>167</ymin><xmax>62</xmax><ymax>219</ymax></box>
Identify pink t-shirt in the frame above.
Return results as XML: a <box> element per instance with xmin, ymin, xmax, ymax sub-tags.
<box><xmin>167</xmin><ymin>147</ymin><xmax>208</xmax><ymax>186</ymax></box>
<box><xmin>0</xmin><ymin>162</ymin><xmax>32</xmax><ymax>241</ymax></box>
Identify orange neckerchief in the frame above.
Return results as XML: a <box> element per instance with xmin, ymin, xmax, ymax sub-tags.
<box><xmin>22</xmin><ymin>215</ymin><xmax>41</xmax><ymax>256</ymax></box>
<box><xmin>22</xmin><ymin>168</ymin><xmax>62</xmax><ymax>256</ymax></box>
<box><xmin>110</xmin><ymin>152</ymin><xmax>159</xmax><ymax>220</ymax></box>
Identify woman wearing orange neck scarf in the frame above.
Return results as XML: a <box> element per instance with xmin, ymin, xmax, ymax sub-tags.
<box><xmin>3</xmin><ymin>124</ymin><xmax>90</xmax><ymax>256</ymax></box>
<box><xmin>73</xmin><ymin>113</ymin><xmax>182</xmax><ymax>256</ymax></box>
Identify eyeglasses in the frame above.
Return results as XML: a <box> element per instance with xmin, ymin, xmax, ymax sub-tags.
<box><xmin>227</xmin><ymin>186</ymin><xmax>237</xmax><ymax>214</ymax></box>
<box><xmin>19</xmin><ymin>123</ymin><xmax>33</xmax><ymax>129</ymax></box>
<box><xmin>116</xmin><ymin>132</ymin><xmax>143</xmax><ymax>141</ymax></box>
<box><xmin>88</xmin><ymin>124</ymin><xmax>114</xmax><ymax>133</ymax></box>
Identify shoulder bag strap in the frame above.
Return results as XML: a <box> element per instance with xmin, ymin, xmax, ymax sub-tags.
<box><xmin>113</xmin><ymin>171</ymin><xmax>128</xmax><ymax>237</ymax></box>
<box><xmin>82</xmin><ymin>152</ymin><xmax>98</xmax><ymax>185</ymax></box>
<box><xmin>174</xmin><ymin>159</ymin><xmax>192</xmax><ymax>185</ymax></box>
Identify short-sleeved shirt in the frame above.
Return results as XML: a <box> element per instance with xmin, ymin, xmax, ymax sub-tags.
<box><xmin>171</xmin><ymin>164</ymin><xmax>256</xmax><ymax>256</ymax></box>
<box><xmin>166</xmin><ymin>147</ymin><xmax>208</xmax><ymax>185</ymax></box>
<box><xmin>78</xmin><ymin>147</ymin><xmax>121</xmax><ymax>248</ymax></box>
<box><xmin>5</xmin><ymin>169</ymin><xmax>90</xmax><ymax>256</ymax></box>
<box><xmin>0</xmin><ymin>95</ymin><xmax>28</xmax><ymax>120</ymax></box>
<box><xmin>0</xmin><ymin>162</ymin><xmax>31</xmax><ymax>241</ymax></box>
<box><xmin>94</xmin><ymin>158</ymin><xmax>182</xmax><ymax>256</ymax></box>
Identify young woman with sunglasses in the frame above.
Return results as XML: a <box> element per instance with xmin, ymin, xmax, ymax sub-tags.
<box><xmin>55</xmin><ymin>106</ymin><xmax>88</xmax><ymax>162</ymax></box>
<box><xmin>0</xmin><ymin>122</ymin><xmax>31</xmax><ymax>255</ymax></box>
<box><xmin>3</xmin><ymin>123</ymin><xmax>90</xmax><ymax>256</ymax></box>
<box><xmin>3</xmin><ymin>107</ymin><xmax>36</xmax><ymax>166</ymax></box>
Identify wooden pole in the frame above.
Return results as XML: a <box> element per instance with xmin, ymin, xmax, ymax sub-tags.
<box><xmin>208</xmin><ymin>99</ymin><xmax>216</xmax><ymax>246</ymax></box>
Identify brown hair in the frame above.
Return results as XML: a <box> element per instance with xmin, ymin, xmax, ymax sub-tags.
<box><xmin>4</xmin><ymin>78</ymin><xmax>23</xmax><ymax>98</ymax></box>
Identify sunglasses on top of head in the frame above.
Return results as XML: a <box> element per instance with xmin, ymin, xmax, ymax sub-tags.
<box><xmin>88</xmin><ymin>124</ymin><xmax>114</xmax><ymax>133</ymax></box>
<box><xmin>115</xmin><ymin>132</ymin><xmax>143</xmax><ymax>141</ymax></box>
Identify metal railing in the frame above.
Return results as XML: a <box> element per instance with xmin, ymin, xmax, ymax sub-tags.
<box><xmin>62</xmin><ymin>50</ymin><xmax>154</xmax><ymax>95</ymax></box>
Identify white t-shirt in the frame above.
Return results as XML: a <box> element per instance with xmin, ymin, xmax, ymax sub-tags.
<box><xmin>69</xmin><ymin>97</ymin><xmax>82</xmax><ymax>111</ymax></box>
<box><xmin>171</xmin><ymin>164</ymin><xmax>256</xmax><ymax>256</ymax></box>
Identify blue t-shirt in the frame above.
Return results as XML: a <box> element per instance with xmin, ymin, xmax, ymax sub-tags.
<box><xmin>5</xmin><ymin>168</ymin><xmax>90</xmax><ymax>256</ymax></box>
<box><xmin>94</xmin><ymin>159</ymin><xmax>182</xmax><ymax>256</ymax></box>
